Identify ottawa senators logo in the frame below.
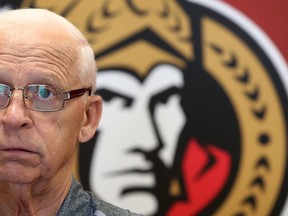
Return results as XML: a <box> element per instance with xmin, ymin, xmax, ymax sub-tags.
<box><xmin>20</xmin><ymin>0</ymin><xmax>288</xmax><ymax>215</ymax></box>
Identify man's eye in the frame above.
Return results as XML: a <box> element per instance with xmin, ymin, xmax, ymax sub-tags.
<box><xmin>0</xmin><ymin>86</ymin><xmax>9</xmax><ymax>96</ymax></box>
<box><xmin>27</xmin><ymin>85</ymin><xmax>57</xmax><ymax>100</ymax></box>
<box><xmin>38</xmin><ymin>88</ymin><xmax>52</xmax><ymax>98</ymax></box>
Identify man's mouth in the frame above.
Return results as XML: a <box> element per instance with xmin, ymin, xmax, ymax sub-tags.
<box><xmin>5</xmin><ymin>148</ymin><xmax>31</xmax><ymax>151</ymax></box>
<box><xmin>1</xmin><ymin>147</ymin><xmax>35</xmax><ymax>153</ymax></box>
<box><xmin>0</xmin><ymin>147</ymin><xmax>38</xmax><ymax>160</ymax></box>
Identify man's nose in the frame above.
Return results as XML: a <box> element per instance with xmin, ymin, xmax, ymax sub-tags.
<box><xmin>0</xmin><ymin>90</ymin><xmax>33</xmax><ymax>129</ymax></box>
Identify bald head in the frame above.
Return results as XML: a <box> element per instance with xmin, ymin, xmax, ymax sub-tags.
<box><xmin>0</xmin><ymin>8</ymin><xmax>96</xmax><ymax>90</ymax></box>
<box><xmin>0</xmin><ymin>9</ymin><xmax>84</xmax><ymax>41</ymax></box>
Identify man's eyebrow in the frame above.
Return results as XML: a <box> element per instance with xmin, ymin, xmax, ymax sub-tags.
<box><xmin>27</xmin><ymin>72</ymin><xmax>63</xmax><ymax>86</ymax></box>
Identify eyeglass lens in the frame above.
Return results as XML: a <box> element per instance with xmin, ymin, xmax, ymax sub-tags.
<box><xmin>0</xmin><ymin>84</ymin><xmax>65</xmax><ymax>111</ymax></box>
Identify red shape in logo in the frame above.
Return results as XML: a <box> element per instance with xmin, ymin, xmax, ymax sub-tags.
<box><xmin>167</xmin><ymin>139</ymin><xmax>231</xmax><ymax>216</ymax></box>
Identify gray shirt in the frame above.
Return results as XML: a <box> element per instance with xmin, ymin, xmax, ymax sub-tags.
<box><xmin>57</xmin><ymin>177</ymin><xmax>142</xmax><ymax>216</ymax></box>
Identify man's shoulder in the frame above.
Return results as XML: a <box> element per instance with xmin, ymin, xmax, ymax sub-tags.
<box><xmin>58</xmin><ymin>177</ymin><xmax>143</xmax><ymax>216</ymax></box>
<box><xmin>91</xmin><ymin>195</ymin><xmax>143</xmax><ymax>216</ymax></box>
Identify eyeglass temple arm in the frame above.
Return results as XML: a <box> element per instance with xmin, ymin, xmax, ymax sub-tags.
<box><xmin>65</xmin><ymin>88</ymin><xmax>92</xmax><ymax>99</ymax></box>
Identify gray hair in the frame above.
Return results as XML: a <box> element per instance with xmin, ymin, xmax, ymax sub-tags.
<box><xmin>0</xmin><ymin>8</ymin><xmax>97</xmax><ymax>91</ymax></box>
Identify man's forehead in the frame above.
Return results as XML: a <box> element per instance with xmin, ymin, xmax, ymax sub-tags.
<box><xmin>0</xmin><ymin>35</ymin><xmax>77</xmax><ymax>66</ymax></box>
<box><xmin>0</xmin><ymin>21</ymin><xmax>78</xmax><ymax>54</ymax></box>
<box><xmin>0</xmin><ymin>35</ymin><xmax>80</xmax><ymax>88</ymax></box>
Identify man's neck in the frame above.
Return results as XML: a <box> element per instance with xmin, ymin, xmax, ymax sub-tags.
<box><xmin>0</xmin><ymin>176</ymin><xmax>72</xmax><ymax>216</ymax></box>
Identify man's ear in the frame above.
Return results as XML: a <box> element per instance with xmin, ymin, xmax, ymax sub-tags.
<box><xmin>78</xmin><ymin>95</ymin><xmax>102</xmax><ymax>143</ymax></box>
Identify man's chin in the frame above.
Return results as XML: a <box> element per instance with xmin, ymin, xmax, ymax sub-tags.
<box><xmin>0</xmin><ymin>165</ymin><xmax>40</xmax><ymax>185</ymax></box>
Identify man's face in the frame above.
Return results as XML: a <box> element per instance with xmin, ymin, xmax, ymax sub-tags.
<box><xmin>90</xmin><ymin>64</ymin><xmax>186</xmax><ymax>215</ymax></box>
<box><xmin>0</xmin><ymin>28</ymin><xmax>87</xmax><ymax>185</ymax></box>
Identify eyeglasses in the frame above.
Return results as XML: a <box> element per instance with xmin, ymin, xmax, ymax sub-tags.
<box><xmin>0</xmin><ymin>84</ymin><xmax>92</xmax><ymax>112</ymax></box>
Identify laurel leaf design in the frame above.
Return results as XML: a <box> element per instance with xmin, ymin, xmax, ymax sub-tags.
<box><xmin>236</xmin><ymin>68</ymin><xmax>250</xmax><ymax>83</ymax></box>
<box><xmin>224</xmin><ymin>53</ymin><xmax>237</xmax><ymax>68</ymax></box>
<box><xmin>103</xmin><ymin>0</ymin><xmax>120</xmax><ymax>18</ymax></box>
<box><xmin>242</xmin><ymin>195</ymin><xmax>257</xmax><ymax>210</ymax></box>
<box><xmin>169</xmin><ymin>14</ymin><xmax>182</xmax><ymax>32</ymax></box>
<box><xmin>251</xmin><ymin>106</ymin><xmax>267</xmax><ymax>120</ymax></box>
<box><xmin>158</xmin><ymin>0</ymin><xmax>169</xmax><ymax>18</ymax></box>
<box><xmin>212</xmin><ymin>47</ymin><xmax>267</xmax><ymax>121</ymax></box>
<box><xmin>250</xmin><ymin>176</ymin><xmax>265</xmax><ymax>191</ymax></box>
<box><xmin>87</xmin><ymin>11</ymin><xmax>108</xmax><ymax>33</ymax></box>
<box><xmin>209</xmin><ymin>44</ymin><xmax>271</xmax><ymax>215</ymax></box>
<box><xmin>255</xmin><ymin>156</ymin><xmax>270</xmax><ymax>171</ymax></box>
<box><xmin>209</xmin><ymin>43</ymin><xmax>223</xmax><ymax>54</ymax></box>
<box><xmin>127</xmin><ymin>0</ymin><xmax>148</xmax><ymax>16</ymax></box>
<box><xmin>245</xmin><ymin>86</ymin><xmax>259</xmax><ymax>100</ymax></box>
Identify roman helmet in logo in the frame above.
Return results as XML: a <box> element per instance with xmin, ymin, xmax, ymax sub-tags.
<box><xmin>20</xmin><ymin>0</ymin><xmax>288</xmax><ymax>215</ymax></box>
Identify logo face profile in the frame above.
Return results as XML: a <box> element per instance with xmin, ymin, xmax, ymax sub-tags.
<box><xmin>19</xmin><ymin>0</ymin><xmax>288</xmax><ymax>215</ymax></box>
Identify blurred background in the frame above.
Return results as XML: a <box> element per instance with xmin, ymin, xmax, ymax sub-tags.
<box><xmin>1</xmin><ymin>1</ymin><xmax>287</xmax><ymax>215</ymax></box>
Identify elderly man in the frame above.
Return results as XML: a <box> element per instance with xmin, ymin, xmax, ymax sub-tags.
<box><xmin>0</xmin><ymin>8</ymin><xmax>140</xmax><ymax>216</ymax></box>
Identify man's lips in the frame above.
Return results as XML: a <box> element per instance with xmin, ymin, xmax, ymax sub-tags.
<box><xmin>2</xmin><ymin>148</ymin><xmax>34</xmax><ymax>153</ymax></box>
<box><xmin>0</xmin><ymin>147</ymin><xmax>38</xmax><ymax>156</ymax></box>
<box><xmin>0</xmin><ymin>147</ymin><xmax>41</xmax><ymax>167</ymax></box>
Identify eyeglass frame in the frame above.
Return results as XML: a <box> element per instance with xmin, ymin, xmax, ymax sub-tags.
<box><xmin>0</xmin><ymin>83</ymin><xmax>92</xmax><ymax>112</ymax></box>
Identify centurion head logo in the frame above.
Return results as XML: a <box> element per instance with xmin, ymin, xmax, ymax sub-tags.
<box><xmin>20</xmin><ymin>0</ymin><xmax>288</xmax><ymax>215</ymax></box>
